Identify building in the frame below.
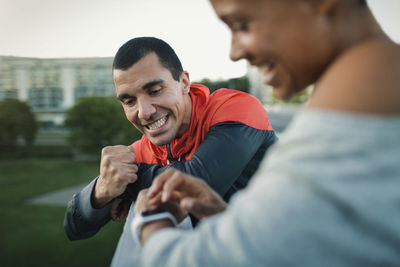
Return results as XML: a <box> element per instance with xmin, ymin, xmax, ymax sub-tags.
<box><xmin>0</xmin><ymin>56</ymin><xmax>114</xmax><ymax>126</ymax></box>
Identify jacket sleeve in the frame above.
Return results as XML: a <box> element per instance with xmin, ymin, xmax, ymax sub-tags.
<box><xmin>64</xmin><ymin>121</ymin><xmax>277</xmax><ymax>240</ymax></box>
<box><xmin>64</xmin><ymin>178</ymin><xmax>114</xmax><ymax>240</ymax></box>
<box><xmin>125</xmin><ymin>121</ymin><xmax>277</xmax><ymax>201</ymax></box>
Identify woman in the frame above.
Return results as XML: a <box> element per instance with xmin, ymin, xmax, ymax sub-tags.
<box><xmin>135</xmin><ymin>0</ymin><xmax>400</xmax><ymax>266</ymax></box>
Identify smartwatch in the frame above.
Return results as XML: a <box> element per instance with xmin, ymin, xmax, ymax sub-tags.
<box><xmin>131</xmin><ymin>210</ymin><xmax>178</xmax><ymax>242</ymax></box>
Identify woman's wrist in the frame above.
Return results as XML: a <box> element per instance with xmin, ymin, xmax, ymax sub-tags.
<box><xmin>141</xmin><ymin>219</ymin><xmax>175</xmax><ymax>244</ymax></box>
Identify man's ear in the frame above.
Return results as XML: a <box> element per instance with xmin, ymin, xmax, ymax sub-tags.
<box><xmin>180</xmin><ymin>71</ymin><xmax>190</xmax><ymax>94</ymax></box>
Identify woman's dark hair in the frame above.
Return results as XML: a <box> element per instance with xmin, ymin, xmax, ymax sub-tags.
<box><xmin>358</xmin><ymin>0</ymin><xmax>367</xmax><ymax>6</ymax></box>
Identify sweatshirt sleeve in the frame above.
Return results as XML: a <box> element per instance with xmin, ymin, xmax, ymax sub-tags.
<box><xmin>141</xmin><ymin>111</ymin><xmax>400</xmax><ymax>267</ymax></box>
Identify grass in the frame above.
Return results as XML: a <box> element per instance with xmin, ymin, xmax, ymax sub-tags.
<box><xmin>0</xmin><ymin>158</ymin><xmax>124</xmax><ymax>267</ymax></box>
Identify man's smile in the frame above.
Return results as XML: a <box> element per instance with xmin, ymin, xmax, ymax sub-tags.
<box><xmin>145</xmin><ymin>115</ymin><xmax>168</xmax><ymax>131</ymax></box>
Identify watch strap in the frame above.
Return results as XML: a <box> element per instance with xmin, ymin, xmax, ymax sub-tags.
<box><xmin>131</xmin><ymin>211</ymin><xmax>177</xmax><ymax>242</ymax></box>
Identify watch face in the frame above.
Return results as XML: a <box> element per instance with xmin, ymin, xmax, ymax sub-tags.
<box><xmin>141</xmin><ymin>209</ymin><xmax>165</xmax><ymax>216</ymax></box>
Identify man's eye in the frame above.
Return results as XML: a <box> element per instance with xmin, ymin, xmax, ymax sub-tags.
<box><xmin>231</xmin><ymin>21</ymin><xmax>248</xmax><ymax>32</ymax></box>
<box><xmin>149</xmin><ymin>88</ymin><xmax>161</xmax><ymax>95</ymax></box>
<box><xmin>124</xmin><ymin>99</ymin><xmax>136</xmax><ymax>106</ymax></box>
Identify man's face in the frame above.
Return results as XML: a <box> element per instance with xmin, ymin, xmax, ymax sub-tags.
<box><xmin>210</xmin><ymin>0</ymin><xmax>336</xmax><ymax>100</ymax></box>
<box><xmin>114</xmin><ymin>53</ymin><xmax>191</xmax><ymax>146</ymax></box>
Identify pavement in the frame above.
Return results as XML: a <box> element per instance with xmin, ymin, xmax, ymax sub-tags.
<box><xmin>27</xmin><ymin>184</ymin><xmax>85</xmax><ymax>206</ymax></box>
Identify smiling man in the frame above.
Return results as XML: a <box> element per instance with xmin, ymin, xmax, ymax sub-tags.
<box><xmin>63</xmin><ymin>37</ymin><xmax>277</xmax><ymax>266</ymax></box>
<box><xmin>114</xmin><ymin>52</ymin><xmax>192</xmax><ymax>148</ymax></box>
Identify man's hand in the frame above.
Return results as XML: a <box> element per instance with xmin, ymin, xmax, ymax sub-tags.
<box><xmin>147</xmin><ymin>168</ymin><xmax>227</xmax><ymax>219</ymax></box>
<box><xmin>110</xmin><ymin>198</ymin><xmax>132</xmax><ymax>221</ymax></box>
<box><xmin>92</xmin><ymin>145</ymin><xmax>138</xmax><ymax>208</ymax></box>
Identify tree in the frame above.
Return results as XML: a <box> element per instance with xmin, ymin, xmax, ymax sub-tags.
<box><xmin>227</xmin><ymin>76</ymin><xmax>250</xmax><ymax>93</ymax></box>
<box><xmin>268</xmin><ymin>86</ymin><xmax>313</xmax><ymax>105</ymax></box>
<box><xmin>65</xmin><ymin>97</ymin><xmax>142</xmax><ymax>155</ymax></box>
<box><xmin>0</xmin><ymin>98</ymin><xmax>38</xmax><ymax>153</ymax></box>
<box><xmin>196</xmin><ymin>75</ymin><xmax>250</xmax><ymax>93</ymax></box>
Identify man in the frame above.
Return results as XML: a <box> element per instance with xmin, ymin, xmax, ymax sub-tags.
<box><xmin>64</xmin><ymin>37</ymin><xmax>277</xmax><ymax>265</ymax></box>
<box><xmin>133</xmin><ymin>0</ymin><xmax>400</xmax><ymax>266</ymax></box>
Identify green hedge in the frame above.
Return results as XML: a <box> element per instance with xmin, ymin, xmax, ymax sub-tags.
<box><xmin>0</xmin><ymin>145</ymin><xmax>73</xmax><ymax>159</ymax></box>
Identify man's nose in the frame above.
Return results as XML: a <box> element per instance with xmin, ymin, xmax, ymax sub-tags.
<box><xmin>137</xmin><ymin>98</ymin><xmax>156</xmax><ymax>121</ymax></box>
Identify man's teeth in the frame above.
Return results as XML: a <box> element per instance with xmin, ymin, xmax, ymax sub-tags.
<box><xmin>148</xmin><ymin>117</ymin><xmax>167</xmax><ymax>130</ymax></box>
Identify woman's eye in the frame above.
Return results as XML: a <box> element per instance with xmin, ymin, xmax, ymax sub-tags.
<box><xmin>231</xmin><ymin>21</ymin><xmax>249</xmax><ymax>32</ymax></box>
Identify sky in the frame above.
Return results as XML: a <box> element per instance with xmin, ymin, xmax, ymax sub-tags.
<box><xmin>0</xmin><ymin>0</ymin><xmax>399</xmax><ymax>81</ymax></box>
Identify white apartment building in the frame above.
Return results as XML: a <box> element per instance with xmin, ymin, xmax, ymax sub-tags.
<box><xmin>0</xmin><ymin>56</ymin><xmax>114</xmax><ymax>126</ymax></box>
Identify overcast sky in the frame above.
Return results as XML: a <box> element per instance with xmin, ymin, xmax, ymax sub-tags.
<box><xmin>0</xmin><ymin>0</ymin><xmax>399</xmax><ymax>81</ymax></box>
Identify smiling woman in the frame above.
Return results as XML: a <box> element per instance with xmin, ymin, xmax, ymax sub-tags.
<box><xmin>135</xmin><ymin>0</ymin><xmax>400</xmax><ymax>266</ymax></box>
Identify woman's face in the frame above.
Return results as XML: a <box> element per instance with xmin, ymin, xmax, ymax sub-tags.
<box><xmin>210</xmin><ymin>0</ymin><xmax>338</xmax><ymax>99</ymax></box>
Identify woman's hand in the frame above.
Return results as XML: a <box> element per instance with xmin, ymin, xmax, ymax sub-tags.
<box><xmin>134</xmin><ymin>189</ymin><xmax>187</xmax><ymax>223</ymax></box>
<box><xmin>147</xmin><ymin>168</ymin><xmax>227</xmax><ymax>219</ymax></box>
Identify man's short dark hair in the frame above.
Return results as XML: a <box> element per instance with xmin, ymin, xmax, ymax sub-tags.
<box><xmin>112</xmin><ymin>37</ymin><xmax>183</xmax><ymax>81</ymax></box>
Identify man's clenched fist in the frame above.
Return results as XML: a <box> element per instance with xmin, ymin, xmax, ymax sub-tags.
<box><xmin>92</xmin><ymin>145</ymin><xmax>138</xmax><ymax>208</ymax></box>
